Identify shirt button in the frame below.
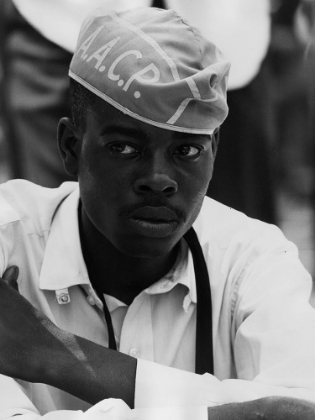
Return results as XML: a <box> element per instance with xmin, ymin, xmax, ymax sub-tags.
<box><xmin>87</xmin><ymin>295</ymin><xmax>96</xmax><ymax>305</ymax></box>
<box><xmin>57</xmin><ymin>294</ymin><xmax>70</xmax><ymax>304</ymax></box>
<box><xmin>129</xmin><ymin>348</ymin><xmax>139</xmax><ymax>357</ymax></box>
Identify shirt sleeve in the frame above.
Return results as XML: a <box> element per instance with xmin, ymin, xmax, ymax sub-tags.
<box><xmin>231</xmin><ymin>231</ymin><xmax>315</xmax><ymax>400</ymax></box>
<box><xmin>0</xmin><ymin>372</ymin><xmax>208</xmax><ymax>420</ymax></box>
<box><xmin>0</xmin><ymin>374</ymin><xmax>86</xmax><ymax>420</ymax></box>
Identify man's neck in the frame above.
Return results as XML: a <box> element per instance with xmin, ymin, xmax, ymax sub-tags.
<box><xmin>79</xmin><ymin>207</ymin><xmax>179</xmax><ymax>305</ymax></box>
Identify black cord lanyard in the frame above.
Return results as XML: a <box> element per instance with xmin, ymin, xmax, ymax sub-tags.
<box><xmin>151</xmin><ymin>0</ymin><xmax>166</xmax><ymax>8</ymax></box>
<box><xmin>92</xmin><ymin>226</ymin><xmax>214</xmax><ymax>375</ymax></box>
<box><xmin>94</xmin><ymin>289</ymin><xmax>117</xmax><ymax>351</ymax></box>
<box><xmin>184</xmin><ymin>227</ymin><xmax>214</xmax><ymax>375</ymax></box>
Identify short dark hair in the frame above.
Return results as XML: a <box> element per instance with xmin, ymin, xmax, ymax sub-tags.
<box><xmin>69</xmin><ymin>78</ymin><xmax>97</xmax><ymax>131</ymax></box>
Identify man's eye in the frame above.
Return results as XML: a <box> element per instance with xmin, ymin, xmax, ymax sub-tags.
<box><xmin>109</xmin><ymin>143</ymin><xmax>139</xmax><ymax>154</ymax></box>
<box><xmin>174</xmin><ymin>145</ymin><xmax>202</xmax><ymax>158</ymax></box>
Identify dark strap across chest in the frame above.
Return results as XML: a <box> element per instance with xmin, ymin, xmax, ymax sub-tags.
<box><xmin>184</xmin><ymin>227</ymin><xmax>214</xmax><ymax>375</ymax></box>
<box><xmin>94</xmin><ymin>226</ymin><xmax>214</xmax><ymax>375</ymax></box>
<box><xmin>151</xmin><ymin>0</ymin><xmax>166</xmax><ymax>8</ymax></box>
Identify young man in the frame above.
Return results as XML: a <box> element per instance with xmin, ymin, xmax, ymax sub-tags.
<box><xmin>0</xmin><ymin>7</ymin><xmax>315</xmax><ymax>420</ymax></box>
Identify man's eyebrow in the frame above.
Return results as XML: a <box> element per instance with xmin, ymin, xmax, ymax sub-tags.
<box><xmin>173</xmin><ymin>131</ymin><xmax>212</xmax><ymax>142</ymax></box>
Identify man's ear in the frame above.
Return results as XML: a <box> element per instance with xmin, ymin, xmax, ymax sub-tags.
<box><xmin>57</xmin><ymin>117</ymin><xmax>81</xmax><ymax>177</ymax></box>
<box><xmin>211</xmin><ymin>127</ymin><xmax>220</xmax><ymax>159</ymax></box>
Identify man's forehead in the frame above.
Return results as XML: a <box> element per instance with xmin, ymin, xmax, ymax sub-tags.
<box><xmin>69</xmin><ymin>7</ymin><xmax>230</xmax><ymax>136</ymax></box>
<box><xmin>87</xmin><ymin>99</ymin><xmax>212</xmax><ymax>143</ymax></box>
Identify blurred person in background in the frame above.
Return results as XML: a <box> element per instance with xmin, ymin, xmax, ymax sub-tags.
<box><xmin>0</xmin><ymin>0</ymin><xmax>277</xmax><ymax>224</ymax></box>
<box><xmin>293</xmin><ymin>0</ymin><xmax>315</xmax><ymax>136</ymax></box>
<box><xmin>294</xmin><ymin>0</ymin><xmax>315</xmax><ymax>191</ymax></box>
<box><xmin>269</xmin><ymin>0</ymin><xmax>313</xmax><ymax>200</ymax></box>
<box><xmin>0</xmin><ymin>0</ymin><xmax>73</xmax><ymax>187</ymax></box>
<box><xmin>294</xmin><ymin>0</ymin><xmax>315</xmax><ymax>285</ymax></box>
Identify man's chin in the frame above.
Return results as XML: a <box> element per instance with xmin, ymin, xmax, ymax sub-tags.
<box><xmin>115</xmin><ymin>235</ymin><xmax>181</xmax><ymax>259</ymax></box>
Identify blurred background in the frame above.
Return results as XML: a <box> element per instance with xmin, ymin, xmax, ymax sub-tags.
<box><xmin>0</xmin><ymin>0</ymin><xmax>314</xmax><ymax>295</ymax></box>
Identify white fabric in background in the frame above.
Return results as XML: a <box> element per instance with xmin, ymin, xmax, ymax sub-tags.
<box><xmin>12</xmin><ymin>0</ymin><xmax>270</xmax><ymax>89</ymax></box>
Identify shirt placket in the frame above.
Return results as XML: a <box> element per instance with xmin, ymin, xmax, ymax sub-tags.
<box><xmin>119</xmin><ymin>292</ymin><xmax>154</xmax><ymax>361</ymax></box>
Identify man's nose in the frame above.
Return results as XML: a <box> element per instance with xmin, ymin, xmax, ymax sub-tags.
<box><xmin>133</xmin><ymin>158</ymin><xmax>178</xmax><ymax>195</ymax></box>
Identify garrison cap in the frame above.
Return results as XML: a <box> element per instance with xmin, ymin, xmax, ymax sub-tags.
<box><xmin>69</xmin><ymin>7</ymin><xmax>230</xmax><ymax>135</ymax></box>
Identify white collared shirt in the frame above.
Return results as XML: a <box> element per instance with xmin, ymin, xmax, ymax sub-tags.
<box><xmin>0</xmin><ymin>179</ymin><xmax>315</xmax><ymax>420</ymax></box>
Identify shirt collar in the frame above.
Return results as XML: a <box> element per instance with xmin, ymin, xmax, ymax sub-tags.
<box><xmin>39</xmin><ymin>187</ymin><xmax>90</xmax><ymax>291</ymax></box>
<box><xmin>105</xmin><ymin>243</ymin><xmax>197</xmax><ymax>313</ymax></box>
<box><xmin>39</xmin><ymin>187</ymin><xmax>197</xmax><ymax>311</ymax></box>
<box><xmin>144</xmin><ymin>239</ymin><xmax>197</xmax><ymax>311</ymax></box>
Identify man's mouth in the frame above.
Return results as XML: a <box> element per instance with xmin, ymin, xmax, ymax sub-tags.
<box><xmin>129</xmin><ymin>206</ymin><xmax>178</xmax><ymax>222</ymax></box>
<box><xmin>127</xmin><ymin>206</ymin><xmax>181</xmax><ymax>237</ymax></box>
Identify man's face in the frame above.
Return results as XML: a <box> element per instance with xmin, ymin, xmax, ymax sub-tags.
<box><xmin>76</xmin><ymin>98</ymin><xmax>216</xmax><ymax>258</ymax></box>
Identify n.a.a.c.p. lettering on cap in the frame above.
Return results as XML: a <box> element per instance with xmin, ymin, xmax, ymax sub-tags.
<box><xmin>69</xmin><ymin>7</ymin><xmax>230</xmax><ymax>135</ymax></box>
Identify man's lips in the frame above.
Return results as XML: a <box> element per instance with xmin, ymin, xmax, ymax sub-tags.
<box><xmin>123</xmin><ymin>205</ymin><xmax>183</xmax><ymax>237</ymax></box>
<box><xmin>128</xmin><ymin>206</ymin><xmax>179</xmax><ymax>223</ymax></box>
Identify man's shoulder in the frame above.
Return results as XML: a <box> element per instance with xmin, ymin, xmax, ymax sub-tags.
<box><xmin>195</xmin><ymin>196</ymin><xmax>286</xmax><ymax>253</ymax></box>
<box><xmin>0</xmin><ymin>179</ymin><xmax>78</xmax><ymax>233</ymax></box>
